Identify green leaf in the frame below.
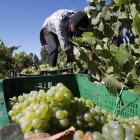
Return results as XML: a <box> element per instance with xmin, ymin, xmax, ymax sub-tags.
<box><xmin>132</xmin><ymin>14</ymin><xmax>140</xmax><ymax>36</ymax></box>
<box><xmin>116</xmin><ymin>8</ymin><xmax>128</xmax><ymax>19</ymax></box>
<box><xmin>133</xmin><ymin>85</ymin><xmax>140</xmax><ymax>93</ymax></box>
<box><xmin>73</xmin><ymin>47</ymin><xmax>90</xmax><ymax>68</ymax></box>
<box><xmin>82</xmin><ymin>34</ymin><xmax>96</xmax><ymax>46</ymax></box>
<box><xmin>101</xmin><ymin>6</ymin><xmax>111</xmax><ymax>21</ymax></box>
<box><xmin>119</xmin><ymin>45</ymin><xmax>135</xmax><ymax>64</ymax></box>
<box><xmin>98</xmin><ymin>21</ymin><xmax>104</xmax><ymax>32</ymax></box>
<box><xmin>114</xmin><ymin>21</ymin><xmax>122</xmax><ymax>36</ymax></box>
<box><xmin>122</xmin><ymin>0</ymin><xmax>129</xmax><ymax>5</ymax></box>
<box><xmin>84</xmin><ymin>6</ymin><xmax>96</xmax><ymax>18</ymax></box>
<box><xmin>132</xmin><ymin>45</ymin><xmax>140</xmax><ymax>54</ymax></box>
<box><xmin>73</xmin><ymin>48</ymin><xmax>81</xmax><ymax>57</ymax></box>
<box><xmin>102</xmin><ymin>75</ymin><xmax>123</xmax><ymax>96</ymax></box>
<box><xmin>107</xmin><ymin>66</ymin><xmax>114</xmax><ymax>74</ymax></box>
<box><xmin>115</xmin><ymin>0</ymin><xmax>122</xmax><ymax>6</ymax></box>
<box><xmin>135</xmin><ymin>37</ymin><xmax>140</xmax><ymax>45</ymax></box>
<box><xmin>78</xmin><ymin>37</ymin><xmax>84</xmax><ymax>43</ymax></box>
<box><xmin>91</xmin><ymin>13</ymin><xmax>101</xmax><ymax>25</ymax></box>
<box><xmin>130</xmin><ymin>3</ymin><xmax>138</xmax><ymax>18</ymax></box>
<box><xmin>130</xmin><ymin>67</ymin><xmax>138</xmax><ymax>80</ymax></box>
<box><xmin>88</xmin><ymin>61</ymin><xmax>101</xmax><ymax>80</ymax></box>
<box><xmin>104</xmin><ymin>24</ymin><xmax>114</xmax><ymax>36</ymax></box>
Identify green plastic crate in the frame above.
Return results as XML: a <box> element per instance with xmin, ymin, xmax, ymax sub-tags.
<box><xmin>9</xmin><ymin>68</ymin><xmax>73</xmax><ymax>78</ymax></box>
<box><xmin>0</xmin><ymin>74</ymin><xmax>140</xmax><ymax>128</ymax></box>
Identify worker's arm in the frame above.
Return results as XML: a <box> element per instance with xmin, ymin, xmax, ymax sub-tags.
<box><xmin>65</xmin><ymin>49</ymin><xmax>80</xmax><ymax>64</ymax></box>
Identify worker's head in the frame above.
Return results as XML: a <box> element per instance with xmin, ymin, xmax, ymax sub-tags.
<box><xmin>30</xmin><ymin>52</ymin><xmax>33</xmax><ymax>55</ymax></box>
<box><xmin>70</xmin><ymin>11</ymin><xmax>89</xmax><ymax>37</ymax></box>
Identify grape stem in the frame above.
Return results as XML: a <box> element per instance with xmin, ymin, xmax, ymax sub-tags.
<box><xmin>110</xmin><ymin>94</ymin><xmax>140</xmax><ymax>114</ymax></box>
<box><xmin>112</xmin><ymin>72</ymin><xmax>131</xmax><ymax>114</ymax></box>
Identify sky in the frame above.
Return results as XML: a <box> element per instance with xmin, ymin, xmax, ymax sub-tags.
<box><xmin>0</xmin><ymin>0</ymin><xmax>90</xmax><ymax>59</ymax></box>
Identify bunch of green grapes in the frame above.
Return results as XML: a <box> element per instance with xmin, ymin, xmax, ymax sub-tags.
<box><xmin>8</xmin><ymin>83</ymin><xmax>140</xmax><ymax>139</ymax></box>
<box><xmin>39</xmin><ymin>64</ymin><xmax>58</xmax><ymax>71</ymax></box>
<box><xmin>73</xmin><ymin>122</ymin><xmax>136</xmax><ymax>140</ymax></box>
<box><xmin>21</xmin><ymin>66</ymin><xmax>40</xmax><ymax>74</ymax></box>
<box><xmin>66</xmin><ymin>62</ymin><xmax>80</xmax><ymax>73</ymax></box>
<box><xmin>20</xmin><ymin>69</ymin><xmax>28</xmax><ymax>74</ymax></box>
<box><xmin>8</xmin><ymin>83</ymin><xmax>108</xmax><ymax>138</ymax></box>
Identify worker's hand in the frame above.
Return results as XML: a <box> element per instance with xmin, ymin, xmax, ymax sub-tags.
<box><xmin>77</xmin><ymin>63</ymin><xmax>89</xmax><ymax>74</ymax></box>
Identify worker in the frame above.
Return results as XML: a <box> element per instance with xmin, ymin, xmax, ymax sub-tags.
<box><xmin>30</xmin><ymin>52</ymin><xmax>39</xmax><ymax>68</ymax></box>
<box><xmin>40</xmin><ymin>9</ymin><xmax>90</xmax><ymax>72</ymax></box>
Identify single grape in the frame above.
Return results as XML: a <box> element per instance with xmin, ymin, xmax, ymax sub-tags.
<box><xmin>102</xmin><ymin>123</ymin><xmax>113</xmax><ymax>138</ymax></box>
<box><xmin>8</xmin><ymin>110</ymin><xmax>17</xmax><ymax>117</ymax></box>
<box><xmin>32</xmin><ymin>118</ymin><xmax>41</xmax><ymax>128</ymax></box>
<box><xmin>92</xmin><ymin>131</ymin><xmax>105</xmax><ymax>140</ymax></box>
<box><xmin>30</xmin><ymin>97</ymin><xmax>38</xmax><ymax>104</ymax></box>
<box><xmin>56</xmin><ymin>83</ymin><xmax>64</xmax><ymax>90</ymax></box>
<box><xmin>130</xmin><ymin>123</ymin><xmax>140</xmax><ymax>135</ymax></box>
<box><xmin>23</xmin><ymin>100</ymin><xmax>31</xmax><ymax>107</ymax></box>
<box><xmin>63</xmin><ymin>110</ymin><xmax>68</xmax><ymax>117</ymax></box>
<box><xmin>55</xmin><ymin>92</ymin><xmax>64</xmax><ymax>101</ymax></box>
<box><xmin>11</xmin><ymin>115</ymin><xmax>16</xmax><ymax>122</ymax></box>
<box><xmin>88</xmin><ymin>118</ymin><xmax>96</xmax><ymax>127</ymax></box>
<box><xmin>63</xmin><ymin>92</ymin><xmax>71</xmax><ymax>101</ymax></box>
<box><xmin>50</xmin><ymin>86</ymin><xmax>58</xmax><ymax>92</ymax></box>
<box><xmin>18</xmin><ymin>116</ymin><xmax>27</xmax><ymax>125</ymax></box>
<box><xmin>25</xmin><ymin>111</ymin><xmax>35</xmax><ymax>121</ymax></box>
<box><xmin>42</xmin><ymin>112</ymin><xmax>50</xmax><ymax>121</ymax></box>
<box><xmin>84</xmin><ymin>112</ymin><xmax>92</xmax><ymax>122</ymax></box>
<box><xmin>111</xmin><ymin>128</ymin><xmax>125</xmax><ymax>139</ymax></box>
<box><xmin>24</xmin><ymin>131</ymin><xmax>34</xmax><ymax>137</ymax></box>
<box><xmin>59</xmin><ymin>117</ymin><xmax>69</xmax><ymax>127</ymax></box>
<box><xmin>16</xmin><ymin>104</ymin><xmax>24</xmax><ymax>113</ymax></box>
<box><xmin>21</xmin><ymin>121</ymin><xmax>32</xmax><ymax>133</ymax></box>
<box><xmin>39</xmin><ymin>104</ymin><xmax>48</xmax><ymax>113</ymax></box>
<box><xmin>89</xmin><ymin>108</ymin><xmax>97</xmax><ymax>117</ymax></box>
<box><xmin>33</xmin><ymin>128</ymin><xmax>43</xmax><ymax>134</ymax></box>
<box><xmin>16</xmin><ymin>113</ymin><xmax>24</xmax><ymax>122</ymax></box>
<box><xmin>76</xmin><ymin>120</ymin><xmax>83</xmax><ymax>127</ymax></box>
<box><xmin>35</xmin><ymin>109</ymin><xmax>45</xmax><ymax>119</ymax></box>
<box><xmin>56</xmin><ymin>110</ymin><xmax>65</xmax><ymax>119</ymax></box>
<box><xmin>74</xmin><ymin>130</ymin><xmax>85</xmax><ymax>139</ymax></box>
<box><xmin>33</xmin><ymin>104</ymin><xmax>40</xmax><ymax>110</ymax></box>
<box><xmin>94</xmin><ymin>107</ymin><xmax>101</xmax><ymax>115</ymax></box>
<box><xmin>59</xmin><ymin>86</ymin><xmax>67</xmax><ymax>94</ymax></box>
<box><xmin>37</xmin><ymin>93</ymin><xmax>45</xmax><ymax>101</ymax></box>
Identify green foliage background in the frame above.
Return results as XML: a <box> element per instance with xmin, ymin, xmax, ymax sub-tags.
<box><xmin>71</xmin><ymin>0</ymin><xmax>140</xmax><ymax>95</ymax></box>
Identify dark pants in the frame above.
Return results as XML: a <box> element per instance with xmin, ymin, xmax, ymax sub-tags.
<box><xmin>43</xmin><ymin>28</ymin><xmax>59</xmax><ymax>67</ymax></box>
<box><xmin>42</xmin><ymin>28</ymin><xmax>73</xmax><ymax>67</ymax></box>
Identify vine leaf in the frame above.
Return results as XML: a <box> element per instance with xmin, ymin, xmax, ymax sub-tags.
<box><xmin>82</xmin><ymin>34</ymin><xmax>96</xmax><ymax>46</ymax></box>
<box><xmin>116</xmin><ymin>8</ymin><xmax>127</xmax><ymax>19</ymax></box>
<box><xmin>98</xmin><ymin>21</ymin><xmax>104</xmax><ymax>32</ymax></box>
<box><xmin>115</xmin><ymin>0</ymin><xmax>122</xmax><ymax>6</ymax></box>
<box><xmin>133</xmin><ymin>85</ymin><xmax>140</xmax><ymax>93</ymax></box>
<box><xmin>132</xmin><ymin>14</ymin><xmax>140</xmax><ymax>36</ymax></box>
<box><xmin>104</xmin><ymin>24</ymin><xmax>114</xmax><ymax>36</ymax></box>
<box><xmin>101</xmin><ymin>6</ymin><xmax>111</xmax><ymax>21</ymax></box>
<box><xmin>88</xmin><ymin>61</ymin><xmax>101</xmax><ymax>80</ymax></box>
<box><xmin>130</xmin><ymin>3</ymin><xmax>138</xmax><ymax>18</ymax></box>
<box><xmin>102</xmin><ymin>75</ymin><xmax>124</xmax><ymax>97</ymax></box>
